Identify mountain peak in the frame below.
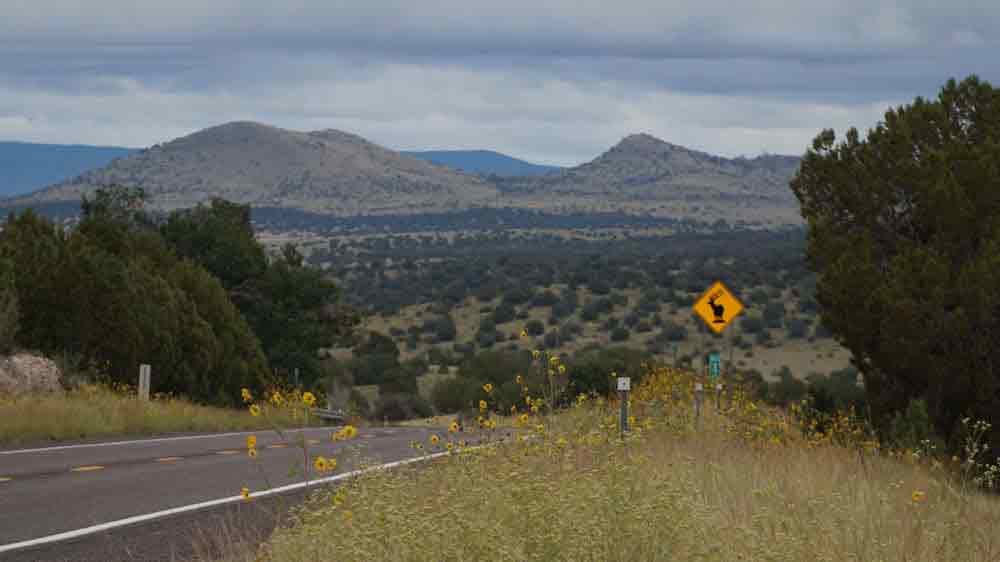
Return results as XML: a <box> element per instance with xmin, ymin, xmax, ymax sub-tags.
<box><xmin>613</xmin><ymin>133</ymin><xmax>674</xmax><ymax>151</ymax></box>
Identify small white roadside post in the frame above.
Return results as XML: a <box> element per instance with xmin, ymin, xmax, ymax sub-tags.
<box><xmin>617</xmin><ymin>376</ymin><xmax>631</xmax><ymax>439</ymax></box>
<box><xmin>138</xmin><ymin>364</ymin><xmax>151</xmax><ymax>401</ymax></box>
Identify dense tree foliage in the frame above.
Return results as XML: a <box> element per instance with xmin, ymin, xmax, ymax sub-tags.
<box><xmin>0</xmin><ymin>188</ymin><xmax>272</xmax><ymax>404</ymax></box>
<box><xmin>791</xmin><ymin>75</ymin><xmax>1000</xmax><ymax>455</ymax></box>
<box><xmin>162</xmin><ymin>198</ymin><xmax>357</xmax><ymax>388</ymax></box>
<box><xmin>0</xmin><ymin>256</ymin><xmax>17</xmax><ymax>353</ymax></box>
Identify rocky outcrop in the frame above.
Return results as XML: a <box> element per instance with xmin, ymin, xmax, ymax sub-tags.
<box><xmin>0</xmin><ymin>353</ymin><xmax>63</xmax><ymax>395</ymax></box>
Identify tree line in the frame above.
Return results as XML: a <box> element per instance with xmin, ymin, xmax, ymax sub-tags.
<box><xmin>0</xmin><ymin>186</ymin><xmax>355</xmax><ymax>405</ymax></box>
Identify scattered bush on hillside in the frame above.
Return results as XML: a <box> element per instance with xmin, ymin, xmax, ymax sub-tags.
<box><xmin>786</xmin><ymin>317</ymin><xmax>809</xmax><ymax>339</ymax></box>
<box><xmin>610</xmin><ymin>326</ymin><xmax>630</xmax><ymax>342</ymax></box>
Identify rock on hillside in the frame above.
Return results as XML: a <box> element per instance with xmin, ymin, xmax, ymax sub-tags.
<box><xmin>0</xmin><ymin>353</ymin><xmax>62</xmax><ymax>395</ymax></box>
<box><xmin>11</xmin><ymin>122</ymin><xmax>500</xmax><ymax>216</ymax></box>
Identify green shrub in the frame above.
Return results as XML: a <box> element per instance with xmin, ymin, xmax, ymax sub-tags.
<box><xmin>610</xmin><ymin>326</ymin><xmax>630</xmax><ymax>342</ymax></box>
<box><xmin>373</xmin><ymin>392</ymin><xmax>432</xmax><ymax>421</ymax></box>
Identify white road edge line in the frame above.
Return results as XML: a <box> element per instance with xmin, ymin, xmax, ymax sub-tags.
<box><xmin>0</xmin><ymin>427</ymin><xmax>341</xmax><ymax>456</ymax></box>
<box><xmin>0</xmin><ymin>449</ymin><xmax>459</xmax><ymax>554</ymax></box>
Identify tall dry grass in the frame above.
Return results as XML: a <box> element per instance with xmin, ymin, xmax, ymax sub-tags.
<box><xmin>0</xmin><ymin>384</ymin><xmax>299</xmax><ymax>446</ymax></box>
<box><xmin>229</xmin><ymin>364</ymin><xmax>1000</xmax><ymax>562</ymax></box>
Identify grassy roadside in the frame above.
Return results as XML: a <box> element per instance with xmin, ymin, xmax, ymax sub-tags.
<box><xmin>0</xmin><ymin>384</ymin><xmax>305</xmax><ymax>447</ymax></box>
<box><xmin>227</xmin><ymin>366</ymin><xmax>1000</xmax><ymax>562</ymax></box>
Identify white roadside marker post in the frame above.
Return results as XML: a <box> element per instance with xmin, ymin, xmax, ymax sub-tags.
<box><xmin>618</xmin><ymin>376</ymin><xmax>631</xmax><ymax>439</ymax></box>
<box><xmin>138</xmin><ymin>364</ymin><xmax>151</xmax><ymax>401</ymax></box>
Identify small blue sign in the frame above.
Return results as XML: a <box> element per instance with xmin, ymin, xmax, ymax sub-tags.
<box><xmin>708</xmin><ymin>352</ymin><xmax>722</xmax><ymax>380</ymax></box>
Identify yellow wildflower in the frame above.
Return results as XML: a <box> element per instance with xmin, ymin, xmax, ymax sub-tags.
<box><xmin>446</xmin><ymin>441</ymin><xmax>454</xmax><ymax>452</ymax></box>
<box><xmin>314</xmin><ymin>456</ymin><xmax>329</xmax><ymax>472</ymax></box>
<box><xmin>479</xmin><ymin>400</ymin><xmax>488</xmax><ymax>411</ymax></box>
<box><xmin>249</xmin><ymin>404</ymin><xmax>261</xmax><ymax>417</ymax></box>
<box><xmin>302</xmin><ymin>392</ymin><xmax>316</xmax><ymax>407</ymax></box>
<box><xmin>520</xmin><ymin>329</ymin><xmax>528</xmax><ymax>338</ymax></box>
<box><xmin>248</xmin><ymin>448</ymin><xmax>258</xmax><ymax>458</ymax></box>
<box><xmin>449</xmin><ymin>421</ymin><xmax>459</xmax><ymax>433</ymax></box>
<box><xmin>558</xmin><ymin>364</ymin><xmax>566</xmax><ymax>375</ymax></box>
<box><xmin>430</xmin><ymin>434</ymin><xmax>440</xmax><ymax>446</ymax></box>
<box><xmin>241</xmin><ymin>388</ymin><xmax>252</xmax><ymax>403</ymax></box>
<box><xmin>912</xmin><ymin>490</ymin><xmax>927</xmax><ymax>503</ymax></box>
<box><xmin>519</xmin><ymin>413</ymin><xmax>529</xmax><ymax>424</ymax></box>
<box><xmin>483</xmin><ymin>383</ymin><xmax>493</xmax><ymax>394</ymax></box>
<box><xmin>532</xmin><ymin>349</ymin><xmax>540</xmax><ymax>360</ymax></box>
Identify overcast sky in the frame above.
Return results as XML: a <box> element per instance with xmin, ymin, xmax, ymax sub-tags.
<box><xmin>2</xmin><ymin>1</ymin><xmax>998</xmax><ymax>166</ymax></box>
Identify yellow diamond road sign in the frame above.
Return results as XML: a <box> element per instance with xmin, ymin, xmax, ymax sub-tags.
<box><xmin>693</xmin><ymin>281</ymin><xmax>744</xmax><ymax>334</ymax></box>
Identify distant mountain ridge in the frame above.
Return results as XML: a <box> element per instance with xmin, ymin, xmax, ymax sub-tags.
<box><xmin>0</xmin><ymin>141</ymin><xmax>138</xmax><ymax>197</ymax></box>
<box><xmin>4</xmin><ymin>123</ymin><xmax>804</xmax><ymax>226</ymax></box>
<box><xmin>402</xmin><ymin>150</ymin><xmax>562</xmax><ymax>177</ymax></box>
<box><xmin>8</xmin><ymin>122</ymin><xmax>500</xmax><ymax>215</ymax></box>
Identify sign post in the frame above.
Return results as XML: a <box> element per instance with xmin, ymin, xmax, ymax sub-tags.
<box><xmin>692</xmin><ymin>281</ymin><xmax>743</xmax><ymax>425</ymax></box>
<box><xmin>138</xmin><ymin>364</ymin><xmax>151</xmax><ymax>402</ymax></box>
<box><xmin>617</xmin><ymin>376</ymin><xmax>631</xmax><ymax>439</ymax></box>
<box><xmin>708</xmin><ymin>351</ymin><xmax>723</xmax><ymax>411</ymax></box>
<box><xmin>694</xmin><ymin>382</ymin><xmax>703</xmax><ymax>429</ymax></box>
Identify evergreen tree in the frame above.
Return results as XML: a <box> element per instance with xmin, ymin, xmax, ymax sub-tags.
<box><xmin>791</xmin><ymin>75</ymin><xmax>1000</xmax><ymax>455</ymax></box>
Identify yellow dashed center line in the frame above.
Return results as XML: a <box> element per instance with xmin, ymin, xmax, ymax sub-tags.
<box><xmin>0</xmin><ymin>476</ymin><xmax>12</xmax><ymax>482</ymax></box>
<box><xmin>216</xmin><ymin>450</ymin><xmax>240</xmax><ymax>455</ymax></box>
<box><xmin>156</xmin><ymin>457</ymin><xmax>183</xmax><ymax>462</ymax></box>
<box><xmin>71</xmin><ymin>465</ymin><xmax>104</xmax><ymax>472</ymax></box>
<box><xmin>267</xmin><ymin>443</ymin><xmax>288</xmax><ymax>449</ymax></box>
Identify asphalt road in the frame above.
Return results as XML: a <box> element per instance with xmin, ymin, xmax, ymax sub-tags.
<box><xmin>0</xmin><ymin>424</ymin><xmax>470</xmax><ymax>561</ymax></box>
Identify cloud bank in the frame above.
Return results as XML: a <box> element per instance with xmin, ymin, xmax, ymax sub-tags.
<box><xmin>2</xmin><ymin>1</ymin><xmax>997</xmax><ymax>165</ymax></box>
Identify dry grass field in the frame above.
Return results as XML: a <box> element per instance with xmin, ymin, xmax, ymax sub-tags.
<box><xmin>217</xmin><ymin>364</ymin><xmax>1000</xmax><ymax>562</ymax></box>
<box><xmin>0</xmin><ymin>383</ymin><xmax>301</xmax><ymax>446</ymax></box>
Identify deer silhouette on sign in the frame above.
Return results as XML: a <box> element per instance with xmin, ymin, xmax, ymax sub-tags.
<box><xmin>708</xmin><ymin>294</ymin><xmax>726</xmax><ymax>324</ymax></box>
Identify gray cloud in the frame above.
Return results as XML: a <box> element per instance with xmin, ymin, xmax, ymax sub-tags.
<box><xmin>1</xmin><ymin>1</ymin><xmax>999</xmax><ymax>165</ymax></box>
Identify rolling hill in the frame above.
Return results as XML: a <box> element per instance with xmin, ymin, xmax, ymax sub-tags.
<box><xmin>3</xmin><ymin>123</ymin><xmax>804</xmax><ymax>226</ymax></box>
<box><xmin>7</xmin><ymin>122</ymin><xmax>500</xmax><ymax>215</ymax></box>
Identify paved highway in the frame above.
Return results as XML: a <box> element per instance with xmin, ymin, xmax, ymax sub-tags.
<box><xmin>0</xmin><ymin>424</ymin><xmax>475</xmax><ymax>561</ymax></box>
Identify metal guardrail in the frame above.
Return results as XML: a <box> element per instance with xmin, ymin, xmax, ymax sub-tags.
<box><xmin>313</xmin><ymin>408</ymin><xmax>346</xmax><ymax>423</ymax></box>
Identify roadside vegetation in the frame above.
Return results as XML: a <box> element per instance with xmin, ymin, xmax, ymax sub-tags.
<box><xmin>217</xmin><ymin>363</ymin><xmax>1000</xmax><ymax>562</ymax></box>
<box><xmin>0</xmin><ymin>382</ymin><xmax>304</xmax><ymax>446</ymax></box>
